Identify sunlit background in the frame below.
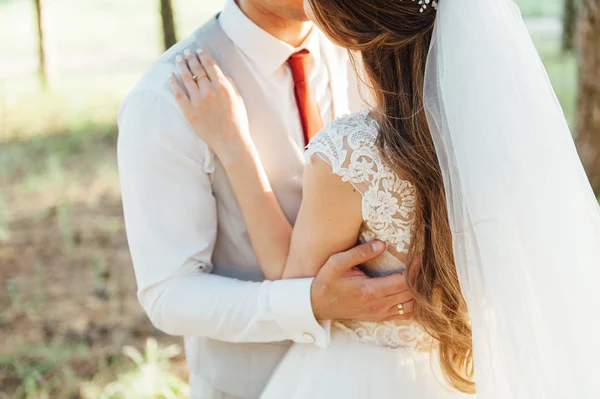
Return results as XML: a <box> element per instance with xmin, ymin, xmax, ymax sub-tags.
<box><xmin>0</xmin><ymin>0</ymin><xmax>595</xmax><ymax>397</ymax></box>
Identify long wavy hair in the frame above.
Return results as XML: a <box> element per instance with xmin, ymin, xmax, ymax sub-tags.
<box><xmin>308</xmin><ymin>0</ymin><xmax>475</xmax><ymax>393</ymax></box>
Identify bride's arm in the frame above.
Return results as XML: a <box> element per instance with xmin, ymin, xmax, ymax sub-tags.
<box><xmin>222</xmin><ymin>147</ymin><xmax>364</xmax><ymax>280</ymax></box>
<box><xmin>280</xmin><ymin>156</ymin><xmax>365</xmax><ymax>279</ymax></box>
<box><xmin>216</xmin><ymin>146</ymin><xmax>294</xmax><ymax>280</ymax></box>
<box><xmin>170</xmin><ymin>50</ymin><xmax>364</xmax><ymax>280</ymax></box>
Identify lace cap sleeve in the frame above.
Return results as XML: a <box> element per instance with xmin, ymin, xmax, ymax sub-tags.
<box><xmin>304</xmin><ymin>110</ymin><xmax>379</xmax><ymax>185</ymax></box>
<box><xmin>304</xmin><ymin>110</ymin><xmax>417</xmax><ymax>255</ymax></box>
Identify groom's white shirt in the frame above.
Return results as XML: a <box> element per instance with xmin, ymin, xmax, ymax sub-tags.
<box><xmin>219</xmin><ymin>2</ymin><xmax>334</xmax><ymax>141</ymax></box>
<box><xmin>118</xmin><ymin>1</ymin><xmax>362</xmax><ymax>397</ymax></box>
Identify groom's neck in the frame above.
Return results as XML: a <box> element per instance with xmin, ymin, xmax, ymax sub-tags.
<box><xmin>236</xmin><ymin>0</ymin><xmax>313</xmax><ymax>48</ymax></box>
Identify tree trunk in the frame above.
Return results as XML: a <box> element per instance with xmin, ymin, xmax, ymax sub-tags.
<box><xmin>34</xmin><ymin>0</ymin><xmax>49</xmax><ymax>88</ymax></box>
<box><xmin>562</xmin><ymin>0</ymin><xmax>578</xmax><ymax>52</ymax></box>
<box><xmin>160</xmin><ymin>0</ymin><xmax>177</xmax><ymax>51</ymax></box>
<box><xmin>576</xmin><ymin>0</ymin><xmax>600</xmax><ymax>196</ymax></box>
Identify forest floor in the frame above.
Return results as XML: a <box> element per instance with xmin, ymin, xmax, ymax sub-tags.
<box><xmin>1</xmin><ymin>125</ymin><xmax>190</xmax><ymax>398</ymax></box>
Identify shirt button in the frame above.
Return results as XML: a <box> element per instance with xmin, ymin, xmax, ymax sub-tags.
<box><xmin>303</xmin><ymin>333</ymin><xmax>315</xmax><ymax>343</ymax></box>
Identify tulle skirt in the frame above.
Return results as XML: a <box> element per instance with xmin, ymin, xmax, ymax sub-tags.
<box><xmin>260</xmin><ymin>327</ymin><xmax>475</xmax><ymax>399</ymax></box>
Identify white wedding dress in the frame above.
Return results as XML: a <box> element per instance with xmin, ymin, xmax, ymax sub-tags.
<box><xmin>260</xmin><ymin>110</ymin><xmax>475</xmax><ymax>399</ymax></box>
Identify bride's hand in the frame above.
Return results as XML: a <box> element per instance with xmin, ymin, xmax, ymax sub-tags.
<box><xmin>169</xmin><ymin>49</ymin><xmax>252</xmax><ymax>164</ymax></box>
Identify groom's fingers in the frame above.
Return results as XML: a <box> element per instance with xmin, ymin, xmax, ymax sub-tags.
<box><xmin>382</xmin><ymin>299</ymin><xmax>415</xmax><ymax>321</ymax></box>
<box><xmin>395</xmin><ymin>299</ymin><xmax>415</xmax><ymax>315</ymax></box>
<box><xmin>369</xmin><ymin>272</ymin><xmax>409</xmax><ymax>297</ymax></box>
<box><xmin>325</xmin><ymin>241</ymin><xmax>386</xmax><ymax>276</ymax></box>
<box><xmin>384</xmin><ymin>291</ymin><xmax>414</xmax><ymax>307</ymax></box>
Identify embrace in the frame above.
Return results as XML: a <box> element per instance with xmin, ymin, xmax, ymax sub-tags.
<box><xmin>117</xmin><ymin>0</ymin><xmax>600</xmax><ymax>398</ymax></box>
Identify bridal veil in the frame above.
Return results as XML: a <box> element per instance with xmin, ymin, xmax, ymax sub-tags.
<box><xmin>424</xmin><ymin>0</ymin><xmax>600</xmax><ymax>397</ymax></box>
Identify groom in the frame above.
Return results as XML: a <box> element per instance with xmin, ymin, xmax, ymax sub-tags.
<box><xmin>118</xmin><ymin>0</ymin><xmax>413</xmax><ymax>398</ymax></box>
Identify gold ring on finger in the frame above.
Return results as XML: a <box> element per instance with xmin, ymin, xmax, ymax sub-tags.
<box><xmin>192</xmin><ymin>74</ymin><xmax>208</xmax><ymax>83</ymax></box>
<box><xmin>397</xmin><ymin>303</ymin><xmax>405</xmax><ymax>315</ymax></box>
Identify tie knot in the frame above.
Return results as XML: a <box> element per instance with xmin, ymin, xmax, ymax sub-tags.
<box><xmin>288</xmin><ymin>49</ymin><xmax>311</xmax><ymax>84</ymax></box>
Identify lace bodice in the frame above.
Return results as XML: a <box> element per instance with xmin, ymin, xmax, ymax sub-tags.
<box><xmin>305</xmin><ymin>110</ymin><xmax>432</xmax><ymax>351</ymax></box>
<box><xmin>305</xmin><ymin>110</ymin><xmax>417</xmax><ymax>265</ymax></box>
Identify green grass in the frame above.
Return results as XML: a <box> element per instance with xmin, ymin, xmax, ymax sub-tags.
<box><xmin>516</xmin><ymin>0</ymin><xmax>563</xmax><ymax>18</ymax></box>
<box><xmin>540</xmin><ymin>47</ymin><xmax>578</xmax><ymax>126</ymax></box>
<box><xmin>0</xmin><ymin>0</ymin><xmax>225</xmax><ymax>141</ymax></box>
<box><xmin>0</xmin><ymin>337</ymin><xmax>187</xmax><ymax>399</ymax></box>
<box><xmin>0</xmin><ymin>0</ymin><xmax>224</xmax><ymax>65</ymax></box>
<box><xmin>0</xmin><ymin>339</ymin><xmax>89</xmax><ymax>398</ymax></box>
<box><xmin>93</xmin><ymin>338</ymin><xmax>188</xmax><ymax>399</ymax></box>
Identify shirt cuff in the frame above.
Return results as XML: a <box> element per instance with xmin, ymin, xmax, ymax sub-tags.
<box><xmin>268</xmin><ymin>278</ymin><xmax>331</xmax><ymax>348</ymax></box>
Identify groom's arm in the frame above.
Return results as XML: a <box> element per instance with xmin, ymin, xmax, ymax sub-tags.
<box><xmin>118</xmin><ymin>87</ymin><xmax>329</xmax><ymax>346</ymax></box>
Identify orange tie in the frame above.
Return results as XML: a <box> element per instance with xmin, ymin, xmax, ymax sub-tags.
<box><xmin>288</xmin><ymin>49</ymin><xmax>324</xmax><ymax>146</ymax></box>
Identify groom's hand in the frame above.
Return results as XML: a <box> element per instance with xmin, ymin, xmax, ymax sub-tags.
<box><xmin>310</xmin><ymin>241</ymin><xmax>415</xmax><ymax>322</ymax></box>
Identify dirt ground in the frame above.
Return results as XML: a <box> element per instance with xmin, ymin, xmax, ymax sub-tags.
<box><xmin>0</xmin><ymin>130</ymin><xmax>188</xmax><ymax>397</ymax></box>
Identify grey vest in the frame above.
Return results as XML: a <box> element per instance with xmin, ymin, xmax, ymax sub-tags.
<box><xmin>164</xmin><ymin>17</ymin><xmax>350</xmax><ymax>398</ymax></box>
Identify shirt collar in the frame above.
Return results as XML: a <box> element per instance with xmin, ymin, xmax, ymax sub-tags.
<box><xmin>219</xmin><ymin>0</ymin><xmax>322</xmax><ymax>75</ymax></box>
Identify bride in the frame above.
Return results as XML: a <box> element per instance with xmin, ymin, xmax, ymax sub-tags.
<box><xmin>169</xmin><ymin>0</ymin><xmax>600</xmax><ymax>397</ymax></box>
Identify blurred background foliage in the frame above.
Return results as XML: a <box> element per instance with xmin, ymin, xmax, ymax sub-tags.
<box><xmin>0</xmin><ymin>0</ymin><xmax>597</xmax><ymax>398</ymax></box>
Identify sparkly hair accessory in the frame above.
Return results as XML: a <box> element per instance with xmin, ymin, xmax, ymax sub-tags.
<box><xmin>414</xmin><ymin>0</ymin><xmax>438</xmax><ymax>13</ymax></box>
